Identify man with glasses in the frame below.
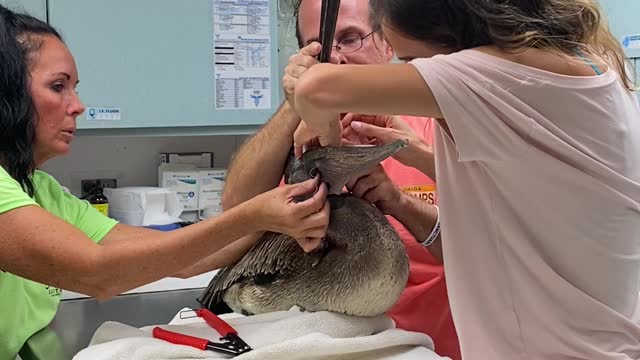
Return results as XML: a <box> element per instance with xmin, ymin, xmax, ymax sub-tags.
<box><xmin>221</xmin><ymin>0</ymin><xmax>461</xmax><ymax>359</ymax></box>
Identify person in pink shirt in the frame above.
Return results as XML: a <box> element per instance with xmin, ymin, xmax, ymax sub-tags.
<box><xmin>285</xmin><ymin>0</ymin><xmax>640</xmax><ymax>359</ymax></box>
<box><xmin>222</xmin><ymin>0</ymin><xmax>460</xmax><ymax>358</ymax></box>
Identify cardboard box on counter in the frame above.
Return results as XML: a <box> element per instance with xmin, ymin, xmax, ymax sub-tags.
<box><xmin>159</xmin><ymin>166</ymin><xmax>200</xmax><ymax>211</ymax></box>
<box><xmin>198</xmin><ymin>169</ymin><xmax>227</xmax><ymax>215</ymax></box>
<box><xmin>159</xmin><ymin>152</ymin><xmax>213</xmax><ymax>168</ymax></box>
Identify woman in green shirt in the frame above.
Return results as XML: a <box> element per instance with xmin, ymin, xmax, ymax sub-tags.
<box><xmin>0</xmin><ymin>6</ymin><xmax>330</xmax><ymax>359</ymax></box>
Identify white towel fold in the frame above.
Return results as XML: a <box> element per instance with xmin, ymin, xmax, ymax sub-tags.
<box><xmin>73</xmin><ymin>308</ymin><xmax>447</xmax><ymax>360</ymax></box>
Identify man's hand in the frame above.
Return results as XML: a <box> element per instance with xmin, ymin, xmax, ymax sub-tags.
<box><xmin>343</xmin><ymin>114</ymin><xmax>434</xmax><ymax>176</ymax></box>
<box><xmin>346</xmin><ymin>165</ymin><xmax>403</xmax><ymax>216</ymax></box>
<box><xmin>283</xmin><ymin>42</ymin><xmax>321</xmax><ymax>109</ymax></box>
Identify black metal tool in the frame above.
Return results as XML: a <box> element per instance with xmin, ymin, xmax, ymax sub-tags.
<box><xmin>318</xmin><ymin>0</ymin><xmax>341</xmax><ymax>63</ymax></box>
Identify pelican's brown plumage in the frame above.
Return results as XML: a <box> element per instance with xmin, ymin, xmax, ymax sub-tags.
<box><xmin>198</xmin><ymin>140</ymin><xmax>410</xmax><ymax>316</ymax></box>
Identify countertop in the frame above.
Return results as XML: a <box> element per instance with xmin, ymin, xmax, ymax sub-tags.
<box><xmin>61</xmin><ymin>270</ymin><xmax>218</xmax><ymax>299</ymax></box>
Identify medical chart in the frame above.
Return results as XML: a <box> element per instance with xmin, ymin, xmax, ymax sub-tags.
<box><xmin>213</xmin><ymin>0</ymin><xmax>272</xmax><ymax>110</ymax></box>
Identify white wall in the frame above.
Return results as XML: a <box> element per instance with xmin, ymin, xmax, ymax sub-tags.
<box><xmin>41</xmin><ymin>134</ymin><xmax>248</xmax><ymax>197</ymax></box>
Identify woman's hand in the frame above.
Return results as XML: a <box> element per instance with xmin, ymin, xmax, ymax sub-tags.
<box><xmin>284</xmin><ymin>42</ymin><xmax>344</xmax><ymax>157</ymax></box>
<box><xmin>250</xmin><ymin>177</ymin><xmax>330</xmax><ymax>252</ymax></box>
<box><xmin>283</xmin><ymin>42</ymin><xmax>321</xmax><ymax>109</ymax></box>
<box><xmin>343</xmin><ymin>114</ymin><xmax>434</xmax><ymax>176</ymax></box>
<box><xmin>293</xmin><ymin>119</ymin><xmax>342</xmax><ymax>158</ymax></box>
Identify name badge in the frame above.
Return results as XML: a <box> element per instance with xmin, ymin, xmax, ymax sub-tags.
<box><xmin>401</xmin><ymin>184</ymin><xmax>436</xmax><ymax>204</ymax></box>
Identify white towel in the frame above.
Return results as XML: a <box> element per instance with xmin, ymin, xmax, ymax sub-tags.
<box><xmin>72</xmin><ymin>308</ymin><xmax>447</xmax><ymax>360</ymax></box>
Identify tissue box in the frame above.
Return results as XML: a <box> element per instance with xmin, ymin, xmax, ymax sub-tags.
<box><xmin>199</xmin><ymin>169</ymin><xmax>226</xmax><ymax>214</ymax></box>
<box><xmin>104</xmin><ymin>187</ymin><xmax>183</xmax><ymax>226</ymax></box>
<box><xmin>160</xmin><ymin>169</ymin><xmax>200</xmax><ymax>211</ymax></box>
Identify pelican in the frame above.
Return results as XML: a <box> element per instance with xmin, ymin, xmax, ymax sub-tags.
<box><xmin>198</xmin><ymin>140</ymin><xmax>410</xmax><ymax>317</ymax></box>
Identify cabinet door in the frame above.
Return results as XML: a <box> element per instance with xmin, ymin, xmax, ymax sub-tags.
<box><xmin>0</xmin><ymin>0</ymin><xmax>46</xmax><ymax>21</ymax></box>
<box><xmin>599</xmin><ymin>0</ymin><xmax>640</xmax><ymax>93</ymax></box>
<box><xmin>277</xmin><ymin>0</ymin><xmax>300</xmax><ymax>88</ymax></box>
<box><xmin>600</xmin><ymin>0</ymin><xmax>640</xmax><ymax>59</ymax></box>
<box><xmin>49</xmin><ymin>0</ymin><xmax>280</xmax><ymax>131</ymax></box>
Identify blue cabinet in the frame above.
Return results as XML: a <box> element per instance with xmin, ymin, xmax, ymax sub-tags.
<box><xmin>600</xmin><ymin>0</ymin><xmax>640</xmax><ymax>59</ymax></box>
<box><xmin>48</xmin><ymin>0</ymin><xmax>280</xmax><ymax>134</ymax></box>
<box><xmin>0</xmin><ymin>0</ymin><xmax>46</xmax><ymax>20</ymax></box>
<box><xmin>599</xmin><ymin>0</ymin><xmax>639</xmax><ymax>88</ymax></box>
<box><xmin>277</xmin><ymin>1</ymin><xmax>300</xmax><ymax>88</ymax></box>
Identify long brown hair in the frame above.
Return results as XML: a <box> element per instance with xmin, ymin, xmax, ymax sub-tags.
<box><xmin>0</xmin><ymin>5</ymin><xmax>63</xmax><ymax>196</ymax></box>
<box><xmin>370</xmin><ymin>0</ymin><xmax>634</xmax><ymax>90</ymax></box>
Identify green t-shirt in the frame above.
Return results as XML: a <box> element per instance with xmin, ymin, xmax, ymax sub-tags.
<box><xmin>0</xmin><ymin>166</ymin><xmax>118</xmax><ymax>360</ymax></box>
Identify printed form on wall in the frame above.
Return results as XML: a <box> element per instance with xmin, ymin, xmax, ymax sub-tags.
<box><xmin>213</xmin><ymin>0</ymin><xmax>272</xmax><ymax>110</ymax></box>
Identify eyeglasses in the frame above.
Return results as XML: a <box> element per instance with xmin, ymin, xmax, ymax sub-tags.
<box><xmin>333</xmin><ymin>32</ymin><xmax>375</xmax><ymax>53</ymax></box>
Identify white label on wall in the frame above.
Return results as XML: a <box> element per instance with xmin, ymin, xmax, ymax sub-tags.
<box><xmin>622</xmin><ymin>34</ymin><xmax>640</xmax><ymax>49</ymax></box>
<box><xmin>86</xmin><ymin>107</ymin><xmax>121</xmax><ymax>120</ymax></box>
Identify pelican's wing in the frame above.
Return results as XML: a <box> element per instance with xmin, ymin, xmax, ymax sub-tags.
<box><xmin>198</xmin><ymin>231</ymin><xmax>317</xmax><ymax>309</ymax></box>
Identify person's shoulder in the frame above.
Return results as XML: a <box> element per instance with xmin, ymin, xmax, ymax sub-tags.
<box><xmin>412</xmin><ymin>46</ymin><xmax>519</xmax><ymax>69</ymax></box>
<box><xmin>0</xmin><ymin>165</ymin><xmax>27</xmax><ymax>189</ymax></box>
<box><xmin>32</xmin><ymin>170</ymin><xmax>68</xmax><ymax>200</ymax></box>
<box><xmin>408</xmin><ymin>49</ymin><xmax>493</xmax><ymax>80</ymax></box>
<box><xmin>409</xmin><ymin>48</ymin><xmax>479</xmax><ymax>65</ymax></box>
<box><xmin>0</xmin><ymin>166</ymin><xmax>39</xmax><ymax>212</ymax></box>
<box><xmin>0</xmin><ymin>168</ymin><xmax>62</xmax><ymax>196</ymax></box>
<box><xmin>0</xmin><ymin>165</ymin><xmax>11</xmax><ymax>180</ymax></box>
<box><xmin>32</xmin><ymin>170</ymin><xmax>61</xmax><ymax>187</ymax></box>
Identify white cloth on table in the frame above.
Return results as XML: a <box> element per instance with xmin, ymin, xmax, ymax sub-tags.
<box><xmin>72</xmin><ymin>307</ymin><xmax>447</xmax><ymax>360</ymax></box>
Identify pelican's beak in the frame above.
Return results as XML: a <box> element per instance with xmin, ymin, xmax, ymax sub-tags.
<box><xmin>302</xmin><ymin>139</ymin><xmax>409</xmax><ymax>194</ymax></box>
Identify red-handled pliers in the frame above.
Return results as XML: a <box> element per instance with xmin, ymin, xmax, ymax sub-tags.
<box><xmin>153</xmin><ymin>308</ymin><xmax>252</xmax><ymax>357</ymax></box>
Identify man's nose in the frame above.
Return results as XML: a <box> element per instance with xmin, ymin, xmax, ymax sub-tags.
<box><xmin>329</xmin><ymin>47</ymin><xmax>348</xmax><ymax>64</ymax></box>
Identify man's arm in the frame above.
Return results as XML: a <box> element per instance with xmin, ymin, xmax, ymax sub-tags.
<box><xmin>222</xmin><ymin>101</ymin><xmax>301</xmax><ymax>210</ymax></box>
<box><xmin>192</xmin><ymin>102</ymin><xmax>299</xmax><ymax>276</ymax></box>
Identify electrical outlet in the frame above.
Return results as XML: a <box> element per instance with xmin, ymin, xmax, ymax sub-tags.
<box><xmin>81</xmin><ymin>178</ymin><xmax>117</xmax><ymax>198</ymax></box>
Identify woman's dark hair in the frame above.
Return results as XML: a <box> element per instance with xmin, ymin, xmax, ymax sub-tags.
<box><xmin>0</xmin><ymin>5</ymin><xmax>62</xmax><ymax>196</ymax></box>
<box><xmin>370</xmin><ymin>0</ymin><xmax>633</xmax><ymax>90</ymax></box>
